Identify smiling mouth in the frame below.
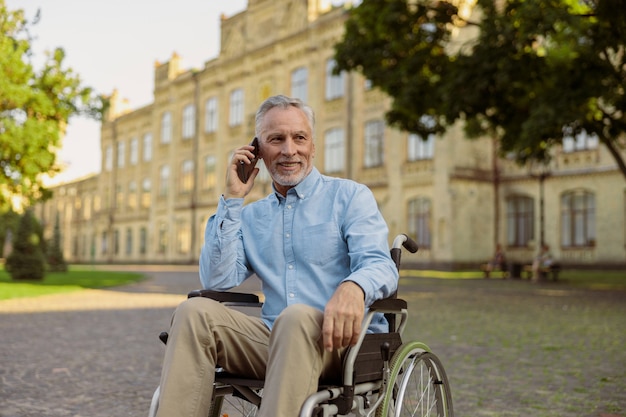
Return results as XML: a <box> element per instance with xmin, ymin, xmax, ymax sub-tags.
<box><xmin>279</xmin><ymin>161</ymin><xmax>301</xmax><ymax>169</ymax></box>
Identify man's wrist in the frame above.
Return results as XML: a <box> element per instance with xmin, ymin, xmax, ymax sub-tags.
<box><xmin>342</xmin><ymin>280</ymin><xmax>365</xmax><ymax>300</ymax></box>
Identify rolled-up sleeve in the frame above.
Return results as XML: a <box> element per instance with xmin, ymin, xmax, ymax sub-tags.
<box><xmin>341</xmin><ymin>185</ymin><xmax>399</xmax><ymax>307</ymax></box>
<box><xmin>199</xmin><ymin>196</ymin><xmax>249</xmax><ymax>289</ymax></box>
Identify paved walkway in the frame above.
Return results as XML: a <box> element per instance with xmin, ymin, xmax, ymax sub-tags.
<box><xmin>2</xmin><ymin>268</ymin><xmax>624</xmax><ymax>417</ymax></box>
<box><xmin>0</xmin><ymin>267</ymin><xmax>206</xmax><ymax>417</ymax></box>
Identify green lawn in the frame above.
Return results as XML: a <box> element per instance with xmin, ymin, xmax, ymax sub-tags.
<box><xmin>401</xmin><ymin>268</ymin><xmax>626</xmax><ymax>291</ymax></box>
<box><xmin>0</xmin><ymin>265</ymin><xmax>145</xmax><ymax>301</ymax></box>
<box><xmin>2</xmin><ymin>264</ymin><xmax>624</xmax><ymax>302</ymax></box>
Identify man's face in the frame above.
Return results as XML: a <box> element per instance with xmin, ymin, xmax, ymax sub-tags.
<box><xmin>259</xmin><ymin>106</ymin><xmax>315</xmax><ymax>196</ymax></box>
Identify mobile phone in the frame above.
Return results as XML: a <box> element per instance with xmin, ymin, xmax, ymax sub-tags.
<box><xmin>237</xmin><ymin>137</ymin><xmax>259</xmax><ymax>183</ymax></box>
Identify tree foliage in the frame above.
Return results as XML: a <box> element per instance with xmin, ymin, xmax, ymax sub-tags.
<box><xmin>334</xmin><ymin>0</ymin><xmax>626</xmax><ymax>179</ymax></box>
<box><xmin>0</xmin><ymin>1</ymin><xmax>105</xmax><ymax>210</ymax></box>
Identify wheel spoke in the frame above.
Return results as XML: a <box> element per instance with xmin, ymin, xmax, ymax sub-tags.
<box><xmin>377</xmin><ymin>344</ymin><xmax>454</xmax><ymax>417</ymax></box>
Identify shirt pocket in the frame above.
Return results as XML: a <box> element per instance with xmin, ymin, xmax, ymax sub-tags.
<box><xmin>301</xmin><ymin>223</ymin><xmax>342</xmax><ymax>266</ymax></box>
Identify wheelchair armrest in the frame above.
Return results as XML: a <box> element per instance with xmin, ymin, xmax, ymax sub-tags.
<box><xmin>187</xmin><ymin>289</ymin><xmax>262</xmax><ymax>305</ymax></box>
<box><xmin>158</xmin><ymin>290</ymin><xmax>261</xmax><ymax>346</ymax></box>
<box><xmin>369</xmin><ymin>298</ymin><xmax>407</xmax><ymax>312</ymax></box>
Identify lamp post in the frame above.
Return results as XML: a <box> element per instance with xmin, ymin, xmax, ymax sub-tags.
<box><xmin>529</xmin><ymin>162</ymin><xmax>551</xmax><ymax>248</ymax></box>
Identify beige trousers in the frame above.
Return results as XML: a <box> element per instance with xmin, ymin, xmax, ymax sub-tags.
<box><xmin>156</xmin><ymin>297</ymin><xmax>344</xmax><ymax>417</ymax></box>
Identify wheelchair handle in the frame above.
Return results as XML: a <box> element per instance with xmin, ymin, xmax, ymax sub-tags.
<box><xmin>390</xmin><ymin>234</ymin><xmax>418</xmax><ymax>271</ymax></box>
<box><xmin>392</xmin><ymin>234</ymin><xmax>418</xmax><ymax>253</ymax></box>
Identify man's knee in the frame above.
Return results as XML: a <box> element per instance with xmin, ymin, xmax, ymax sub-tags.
<box><xmin>273</xmin><ymin>304</ymin><xmax>323</xmax><ymax>337</ymax></box>
<box><xmin>171</xmin><ymin>296</ymin><xmax>224</xmax><ymax>330</ymax></box>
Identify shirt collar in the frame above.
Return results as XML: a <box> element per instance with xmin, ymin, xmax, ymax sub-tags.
<box><xmin>271</xmin><ymin>167</ymin><xmax>320</xmax><ymax>201</ymax></box>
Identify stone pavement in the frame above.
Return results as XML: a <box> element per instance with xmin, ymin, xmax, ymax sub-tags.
<box><xmin>2</xmin><ymin>268</ymin><xmax>624</xmax><ymax>417</ymax></box>
<box><xmin>0</xmin><ymin>266</ymin><xmax>208</xmax><ymax>417</ymax></box>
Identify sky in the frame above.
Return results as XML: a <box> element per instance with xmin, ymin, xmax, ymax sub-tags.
<box><xmin>6</xmin><ymin>0</ymin><xmax>248</xmax><ymax>184</ymax></box>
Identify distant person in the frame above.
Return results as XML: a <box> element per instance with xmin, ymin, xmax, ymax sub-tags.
<box><xmin>532</xmin><ymin>243</ymin><xmax>556</xmax><ymax>281</ymax></box>
<box><xmin>484</xmin><ymin>243</ymin><xmax>506</xmax><ymax>278</ymax></box>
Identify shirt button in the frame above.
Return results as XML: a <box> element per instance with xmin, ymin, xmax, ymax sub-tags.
<box><xmin>289</xmin><ymin>293</ymin><xmax>295</xmax><ymax>298</ymax></box>
<box><xmin>286</xmin><ymin>233</ymin><xmax>290</xmax><ymax>238</ymax></box>
<box><xmin>287</xmin><ymin>205</ymin><xmax>292</xmax><ymax>209</ymax></box>
<box><xmin>288</xmin><ymin>264</ymin><xmax>294</xmax><ymax>270</ymax></box>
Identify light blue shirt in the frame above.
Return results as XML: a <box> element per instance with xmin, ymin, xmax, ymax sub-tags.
<box><xmin>199</xmin><ymin>168</ymin><xmax>399</xmax><ymax>333</ymax></box>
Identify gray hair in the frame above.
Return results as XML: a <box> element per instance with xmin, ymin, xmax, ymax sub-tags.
<box><xmin>255</xmin><ymin>95</ymin><xmax>315</xmax><ymax>139</ymax></box>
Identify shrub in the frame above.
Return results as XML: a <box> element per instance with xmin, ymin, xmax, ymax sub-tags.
<box><xmin>5</xmin><ymin>210</ymin><xmax>46</xmax><ymax>280</ymax></box>
<box><xmin>47</xmin><ymin>213</ymin><xmax>68</xmax><ymax>273</ymax></box>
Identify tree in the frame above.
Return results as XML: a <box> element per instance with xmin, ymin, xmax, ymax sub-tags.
<box><xmin>5</xmin><ymin>209</ymin><xmax>45</xmax><ymax>280</ymax></box>
<box><xmin>47</xmin><ymin>212</ymin><xmax>67</xmax><ymax>272</ymax></box>
<box><xmin>0</xmin><ymin>208</ymin><xmax>19</xmax><ymax>257</ymax></box>
<box><xmin>0</xmin><ymin>1</ymin><xmax>105</xmax><ymax>210</ymax></box>
<box><xmin>334</xmin><ymin>0</ymin><xmax>626</xmax><ymax>179</ymax></box>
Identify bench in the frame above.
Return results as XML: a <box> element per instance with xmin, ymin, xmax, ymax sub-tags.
<box><xmin>480</xmin><ymin>263</ymin><xmax>509</xmax><ymax>279</ymax></box>
<box><xmin>522</xmin><ymin>264</ymin><xmax>560</xmax><ymax>281</ymax></box>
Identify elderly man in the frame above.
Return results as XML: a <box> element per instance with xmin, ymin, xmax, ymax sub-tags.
<box><xmin>155</xmin><ymin>95</ymin><xmax>398</xmax><ymax>417</ymax></box>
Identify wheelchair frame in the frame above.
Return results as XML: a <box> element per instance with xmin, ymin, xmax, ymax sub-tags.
<box><xmin>149</xmin><ymin>234</ymin><xmax>454</xmax><ymax>417</ymax></box>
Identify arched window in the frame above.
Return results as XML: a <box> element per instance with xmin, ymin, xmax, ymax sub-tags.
<box><xmin>182</xmin><ymin>104</ymin><xmax>196</xmax><ymax>139</ymax></box>
<box><xmin>364</xmin><ymin>120</ymin><xmax>384</xmax><ymax>168</ymax></box>
<box><xmin>161</xmin><ymin>112</ymin><xmax>172</xmax><ymax>144</ymax></box>
<box><xmin>179</xmin><ymin>160</ymin><xmax>194</xmax><ymax>193</ymax></box>
<box><xmin>291</xmin><ymin>66</ymin><xmax>308</xmax><ymax>103</ymax></box>
<box><xmin>561</xmin><ymin>190</ymin><xmax>595</xmax><ymax>247</ymax></box>
<box><xmin>324</xmin><ymin>128</ymin><xmax>345</xmax><ymax>173</ymax></box>
<box><xmin>407</xmin><ymin>197</ymin><xmax>431</xmax><ymax>248</ymax></box>
<box><xmin>229</xmin><ymin>89</ymin><xmax>244</xmax><ymax>126</ymax></box>
<box><xmin>325</xmin><ymin>59</ymin><xmax>344</xmax><ymax>100</ymax></box>
<box><xmin>204</xmin><ymin>97</ymin><xmax>218</xmax><ymax>133</ymax></box>
<box><xmin>506</xmin><ymin>196</ymin><xmax>534</xmax><ymax>247</ymax></box>
<box><xmin>159</xmin><ymin>165</ymin><xmax>170</xmax><ymax>197</ymax></box>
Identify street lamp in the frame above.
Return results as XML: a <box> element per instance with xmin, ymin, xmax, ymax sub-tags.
<box><xmin>528</xmin><ymin>162</ymin><xmax>552</xmax><ymax>248</ymax></box>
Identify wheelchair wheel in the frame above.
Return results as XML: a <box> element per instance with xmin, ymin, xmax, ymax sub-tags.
<box><xmin>376</xmin><ymin>341</ymin><xmax>453</xmax><ymax>417</ymax></box>
<box><xmin>208</xmin><ymin>388</ymin><xmax>262</xmax><ymax>417</ymax></box>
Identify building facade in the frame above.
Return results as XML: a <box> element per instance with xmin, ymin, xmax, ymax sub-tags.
<box><xmin>35</xmin><ymin>0</ymin><xmax>626</xmax><ymax>268</ymax></box>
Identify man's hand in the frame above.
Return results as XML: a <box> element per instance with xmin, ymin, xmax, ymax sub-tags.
<box><xmin>224</xmin><ymin>144</ymin><xmax>260</xmax><ymax>199</ymax></box>
<box><xmin>322</xmin><ymin>281</ymin><xmax>365</xmax><ymax>352</ymax></box>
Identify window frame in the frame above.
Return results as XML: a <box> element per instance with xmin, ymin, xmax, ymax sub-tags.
<box><xmin>204</xmin><ymin>97</ymin><xmax>218</xmax><ymax>133</ymax></box>
<box><xmin>407</xmin><ymin>197</ymin><xmax>432</xmax><ymax>249</ymax></box>
<box><xmin>143</xmin><ymin>133</ymin><xmax>153</xmax><ymax>162</ymax></box>
<box><xmin>291</xmin><ymin>66</ymin><xmax>308</xmax><ymax>103</ymax></box>
<box><xmin>159</xmin><ymin>165</ymin><xmax>170</xmax><ymax>197</ymax></box>
<box><xmin>364</xmin><ymin>120</ymin><xmax>385</xmax><ymax>168</ymax></box>
<box><xmin>182</xmin><ymin>104</ymin><xmax>196</xmax><ymax>139</ymax></box>
<box><xmin>561</xmin><ymin>190</ymin><xmax>596</xmax><ymax>247</ymax></box>
<box><xmin>325</xmin><ymin>59</ymin><xmax>345</xmax><ymax>101</ymax></box>
<box><xmin>506</xmin><ymin>195</ymin><xmax>535</xmax><ymax>247</ymax></box>
<box><xmin>179</xmin><ymin>160</ymin><xmax>194</xmax><ymax>194</ymax></box>
<box><xmin>161</xmin><ymin>111</ymin><xmax>172</xmax><ymax>144</ymax></box>
<box><xmin>324</xmin><ymin>128</ymin><xmax>345</xmax><ymax>173</ymax></box>
<box><xmin>229</xmin><ymin>89</ymin><xmax>244</xmax><ymax>127</ymax></box>
<box><xmin>407</xmin><ymin>133</ymin><xmax>435</xmax><ymax>161</ymax></box>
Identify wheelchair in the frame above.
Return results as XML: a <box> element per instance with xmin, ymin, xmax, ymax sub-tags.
<box><xmin>149</xmin><ymin>234</ymin><xmax>454</xmax><ymax>417</ymax></box>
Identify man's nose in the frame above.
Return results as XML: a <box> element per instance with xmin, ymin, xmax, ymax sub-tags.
<box><xmin>281</xmin><ymin>138</ymin><xmax>297</xmax><ymax>156</ymax></box>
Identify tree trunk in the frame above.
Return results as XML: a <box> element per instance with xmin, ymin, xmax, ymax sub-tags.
<box><xmin>600</xmin><ymin>134</ymin><xmax>626</xmax><ymax>181</ymax></box>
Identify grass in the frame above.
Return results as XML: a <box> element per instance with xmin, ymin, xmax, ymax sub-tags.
<box><xmin>0</xmin><ymin>265</ymin><xmax>145</xmax><ymax>301</ymax></box>
<box><xmin>401</xmin><ymin>268</ymin><xmax>626</xmax><ymax>291</ymax></box>
<box><xmin>397</xmin><ymin>275</ymin><xmax>626</xmax><ymax>417</ymax></box>
<box><xmin>2</xmin><ymin>263</ymin><xmax>624</xmax><ymax>302</ymax></box>
<box><xmin>558</xmin><ymin>269</ymin><xmax>626</xmax><ymax>290</ymax></box>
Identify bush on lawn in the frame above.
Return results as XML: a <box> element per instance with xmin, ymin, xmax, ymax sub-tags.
<box><xmin>47</xmin><ymin>213</ymin><xmax>68</xmax><ymax>273</ymax></box>
<box><xmin>5</xmin><ymin>210</ymin><xmax>46</xmax><ymax>280</ymax></box>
